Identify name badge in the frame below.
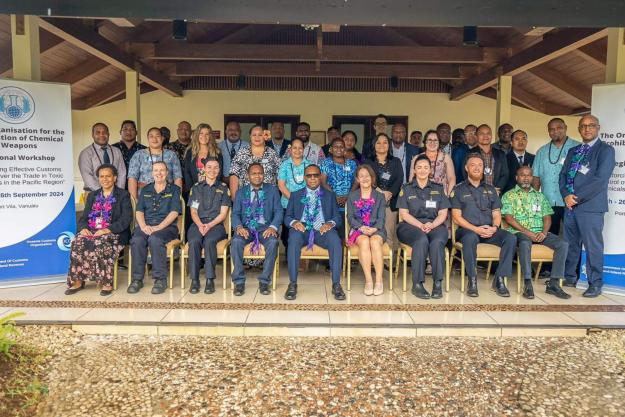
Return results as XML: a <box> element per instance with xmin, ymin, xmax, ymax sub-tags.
<box><xmin>579</xmin><ymin>165</ymin><xmax>589</xmax><ymax>175</ymax></box>
<box><xmin>425</xmin><ymin>200</ymin><xmax>437</xmax><ymax>209</ymax></box>
<box><xmin>344</xmin><ymin>166</ymin><xmax>351</xmax><ymax>172</ymax></box>
<box><xmin>484</xmin><ymin>167</ymin><xmax>492</xmax><ymax>175</ymax></box>
<box><xmin>295</xmin><ymin>175</ymin><xmax>304</xmax><ymax>182</ymax></box>
<box><xmin>381</xmin><ymin>172</ymin><xmax>391</xmax><ymax>180</ymax></box>
<box><xmin>532</xmin><ymin>203</ymin><xmax>541</xmax><ymax>212</ymax></box>
<box><xmin>191</xmin><ymin>201</ymin><xmax>200</xmax><ymax>209</ymax></box>
<box><xmin>261</xmin><ymin>159</ymin><xmax>269</xmax><ymax>164</ymax></box>
<box><xmin>559</xmin><ymin>157</ymin><xmax>566</xmax><ymax>165</ymax></box>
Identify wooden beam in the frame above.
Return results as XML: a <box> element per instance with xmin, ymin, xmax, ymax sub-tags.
<box><xmin>50</xmin><ymin>56</ymin><xmax>109</xmax><ymax>84</ymax></box>
<box><xmin>571</xmin><ymin>43</ymin><xmax>607</xmax><ymax>68</ymax></box>
<box><xmin>527</xmin><ymin>66</ymin><xmax>592</xmax><ymax>108</ymax></box>
<box><xmin>152</xmin><ymin>43</ymin><xmax>503</xmax><ymax>63</ymax></box>
<box><xmin>39</xmin><ymin>17</ymin><xmax>182</xmax><ymax>96</ymax></box>
<box><xmin>109</xmin><ymin>18</ymin><xmax>143</xmax><ymax>27</ymax></box>
<box><xmin>72</xmin><ymin>77</ymin><xmax>126</xmax><ymax>110</ymax></box>
<box><xmin>450</xmin><ymin>28</ymin><xmax>607</xmax><ymax>101</ymax></box>
<box><xmin>0</xmin><ymin>30</ymin><xmax>64</xmax><ymax>76</ymax></box>
<box><xmin>507</xmin><ymin>86</ymin><xmax>572</xmax><ymax>115</ymax></box>
<box><xmin>174</xmin><ymin>62</ymin><xmax>463</xmax><ymax>79</ymax></box>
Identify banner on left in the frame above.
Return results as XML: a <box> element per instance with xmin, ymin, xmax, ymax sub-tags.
<box><xmin>0</xmin><ymin>79</ymin><xmax>75</xmax><ymax>283</ymax></box>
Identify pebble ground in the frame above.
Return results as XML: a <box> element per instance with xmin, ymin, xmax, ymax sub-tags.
<box><xmin>16</xmin><ymin>327</ymin><xmax>625</xmax><ymax>417</ymax></box>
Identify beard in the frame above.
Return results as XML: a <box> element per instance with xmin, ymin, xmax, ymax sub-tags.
<box><xmin>519</xmin><ymin>182</ymin><xmax>532</xmax><ymax>189</ymax></box>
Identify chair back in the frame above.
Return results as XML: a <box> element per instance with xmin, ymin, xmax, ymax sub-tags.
<box><xmin>225</xmin><ymin>207</ymin><xmax>232</xmax><ymax>239</ymax></box>
<box><xmin>177</xmin><ymin>196</ymin><xmax>186</xmax><ymax>242</ymax></box>
<box><xmin>130</xmin><ymin>195</ymin><xmax>137</xmax><ymax>233</ymax></box>
<box><xmin>451</xmin><ymin>218</ymin><xmax>457</xmax><ymax>245</ymax></box>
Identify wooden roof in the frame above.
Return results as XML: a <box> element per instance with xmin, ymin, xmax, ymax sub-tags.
<box><xmin>0</xmin><ymin>16</ymin><xmax>608</xmax><ymax>114</ymax></box>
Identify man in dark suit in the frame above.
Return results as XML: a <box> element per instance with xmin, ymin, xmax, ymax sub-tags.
<box><xmin>470</xmin><ymin>124</ymin><xmax>509</xmax><ymax>193</ymax></box>
<box><xmin>559</xmin><ymin>115</ymin><xmax>615</xmax><ymax>297</ymax></box>
<box><xmin>266</xmin><ymin>121</ymin><xmax>291</xmax><ymax>158</ymax></box>
<box><xmin>231</xmin><ymin>163</ymin><xmax>283</xmax><ymax>296</ymax></box>
<box><xmin>503</xmin><ymin>129</ymin><xmax>535</xmax><ymax>193</ymax></box>
<box><xmin>284</xmin><ymin>164</ymin><xmax>345</xmax><ymax>301</ymax></box>
<box><xmin>391</xmin><ymin>122</ymin><xmax>421</xmax><ymax>183</ymax></box>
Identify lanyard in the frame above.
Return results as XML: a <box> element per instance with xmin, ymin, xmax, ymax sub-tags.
<box><xmin>290</xmin><ymin>160</ymin><xmax>305</xmax><ymax>185</ymax></box>
<box><xmin>148</xmin><ymin>148</ymin><xmax>164</xmax><ymax>165</ymax></box>
<box><xmin>224</xmin><ymin>140</ymin><xmax>241</xmax><ymax>159</ymax></box>
<box><xmin>548</xmin><ymin>137</ymin><xmax>569</xmax><ymax>165</ymax></box>
<box><xmin>92</xmin><ymin>143</ymin><xmax>114</xmax><ymax>166</ymax></box>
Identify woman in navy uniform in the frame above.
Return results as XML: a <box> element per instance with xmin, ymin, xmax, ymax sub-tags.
<box><xmin>397</xmin><ymin>155</ymin><xmax>450</xmax><ymax>299</ymax></box>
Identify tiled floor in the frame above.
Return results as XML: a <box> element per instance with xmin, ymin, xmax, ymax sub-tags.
<box><xmin>1</xmin><ymin>264</ymin><xmax>625</xmax><ymax>332</ymax></box>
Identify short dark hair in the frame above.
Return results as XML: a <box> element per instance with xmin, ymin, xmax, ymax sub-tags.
<box><xmin>92</xmin><ymin>122</ymin><xmax>108</xmax><ymax>134</ymax></box>
<box><xmin>498</xmin><ymin>123</ymin><xmax>513</xmax><ymax>136</ymax></box>
<box><xmin>436</xmin><ymin>122</ymin><xmax>450</xmax><ymax>131</ymax></box>
<box><xmin>476</xmin><ymin>123</ymin><xmax>491</xmax><ymax>133</ymax></box>
<box><xmin>203</xmin><ymin>157</ymin><xmax>221</xmax><ymax>168</ymax></box>
<box><xmin>304</xmin><ymin>164</ymin><xmax>321</xmax><ymax>174</ymax></box>
<box><xmin>96</xmin><ymin>163</ymin><xmax>118</xmax><ymax>177</ymax></box>
<box><xmin>410</xmin><ymin>130</ymin><xmax>422</xmax><ymax>137</ymax></box>
<box><xmin>152</xmin><ymin>160</ymin><xmax>168</xmax><ymax>171</ymax></box>
<box><xmin>290</xmin><ymin>137</ymin><xmax>305</xmax><ymax>147</ymax></box>
<box><xmin>512</xmin><ymin>129</ymin><xmax>527</xmax><ymax>139</ymax></box>
<box><xmin>297</xmin><ymin>122</ymin><xmax>311</xmax><ymax>130</ymax></box>
<box><xmin>330</xmin><ymin>137</ymin><xmax>345</xmax><ymax>146</ymax></box>
<box><xmin>452</xmin><ymin>128</ymin><xmax>465</xmax><ymax>140</ymax></box>
<box><xmin>375</xmin><ymin>114</ymin><xmax>388</xmax><ymax>122</ymax></box>
<box><xmin>341</xmin><ymin>130</ymin><xmax>358</xmax><ymax>143</ymax></box>
<box><xmin>249</xmin><ymin>124</ymin><xmax>263</xmax><ymax>134</ymax></box>
<box><xmin>413</xmin><ymin>154</ymin><xmax>431</xmax><ymax>169</ymax></box>
<box><xmin>548</xmin><ymin>117</ymin><xmax>565</xmax><ymax>125</ymax></box>
<box><xmin>327</xmin><ymin>125</ymin><xmax>340</xmax><ymax>133</ymax></box>
<box><xmin>120</xmin><ymin>120</ymin><xmax>136</xmax><ymax>130</ymax></box>
<box><xmin>464</xmin><ymin>152</ymin><xmax>484</xmax><ymax>166</ymax></box>
<box><xmin>247</xmin><ymin>162</ymin><xmax>264</xmax><ymax>173</ymax></box>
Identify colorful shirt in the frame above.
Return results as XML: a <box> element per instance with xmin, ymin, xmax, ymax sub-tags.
<box><xmin>278</xmin><ymin>157</ymin><xmax>312</xmax><ymax>208</ymax></box>
<box><xmin>320</xmin><ymin>158</ymin><xmax>357</xmax><ymax>197</ymax></box>
<box><xmin>302</xmin><ymin>142</ymin><xmax>325</xmax><ymax>165</ymax></box>
<box><xmin>501</xmin><ymin>186</ymin><xmax>553</xmax><ymax>234</ymax></box>
<box><xmin>533</xmin><ymin>137</ymin><xmax>580</xmax><ymax>207</ymax></box>
<box><xmin>229</xmin><ymin>146</ymin><xmax>281</xmax><ymax>188</ymax></box>
<box><xmin>127</xmin><ymin>149</ymin><xmax>183</xmax><ymax>185</ymax></box>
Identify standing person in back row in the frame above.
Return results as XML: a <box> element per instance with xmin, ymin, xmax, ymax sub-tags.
<box><xmin>78</xmin><ymin>122</ymin><xmax>127</xmax><ymax>192</ymax></box>
<box><xmin>471</xmin><ymin>124</ymin><xmax>508</xmax><ymax>193</ymax></box>
<box><xmin>559</xmin><ymin>115</ymin><xmax>615</xmax><ymax>297</ymax></box>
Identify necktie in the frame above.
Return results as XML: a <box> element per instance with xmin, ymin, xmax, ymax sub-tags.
<box><xmin>312</xmin><ymin>194</ymin><xmax>324</xmax><ymax>230</ymax></box>
<box><xmin>253</xmin><ymin>189</ymin><xmax>265</xmax><ymax>224</ymax></box>
<box><xmin>518</xmin><ymin>155</ymin><xmax>523</xmax><ymax>165</ymax></box>
<box><xmin>101</xmin><ymin>146</ymin><xmax>110</xmax><ymax>164</ymax></box>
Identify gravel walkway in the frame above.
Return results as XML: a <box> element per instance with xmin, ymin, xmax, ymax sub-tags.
<box><xmin>16</xmin><ymin>327</ymin><xmax>625</xmax><ymax>417</ymax></box>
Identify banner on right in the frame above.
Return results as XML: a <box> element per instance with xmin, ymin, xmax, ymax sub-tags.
<box><xmin>581</xmin><ymin>83</ymin><xmax>625</xmax><ymax>295</ymax></box>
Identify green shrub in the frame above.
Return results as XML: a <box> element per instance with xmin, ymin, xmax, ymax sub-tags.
<box><xmin>0</xmin><ymin>312</ymin><xmax>25</xmax><ymax>358</ymax></box>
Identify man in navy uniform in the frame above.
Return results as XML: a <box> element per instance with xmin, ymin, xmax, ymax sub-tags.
<box><xmin>284</xmin><ymin>164</ymin><xmax>345</xmax><ymax>301</ymax></box>
<box><xmin>559</xmin><ymin>115</ymin><xmax>615</xmax><ymax>297</ymax></box>
<box><xmin>230</xmin><ymin>163</ymin><xmax>283</xmax><ymax>296</ymax></box>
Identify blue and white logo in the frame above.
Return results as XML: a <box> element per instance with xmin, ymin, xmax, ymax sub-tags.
<box><xmin>56</xmin><ymin>231</ymin><xmax>75</xmax><ymax>251</ymax></box>
<box><xmin>0</xmin><ymin>86</ymin><xmax>35</xmax><ymax>124</ymax></box>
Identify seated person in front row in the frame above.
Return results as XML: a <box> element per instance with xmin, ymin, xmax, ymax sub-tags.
<box><xmin>450</xmin><ymin>154</ymin><xmax>516</xmax><ymax>298</ymax></box>
<box><xmin>346</xmin><ymin>165</ymin><xmax>387</xmax><ymax>296</ymax></box>
<box><xmin>231</xmin><ymin>163</ymin><xmax>283</xmax><ymax>296</ymax></box>
<box><xmin>128</xmin><ymin>161</ymin><xmax>182</xmax><ymax>294</ymax></box>
<box><xmin>66</xmin><ymin>164</ymin><xmax>133</xmax><ymax>296</ymax></box>
<box><xmin>284</xmin><ymin>165</ymin><xmax>346</xmax><ymax>301</ymax></box>
<box><xmin>501</xmin><ymin>166</ymin><xmax>570</xmax><ymax>300</ymax></box>
<box><xmin>397</xmin><ymin>155</ymin><xmax>450</xmax><ymax>300</ymax></box>
<box><xmin>186</xmin><ymin>158</ymin><xmax>231</xmax><ymax>295</ymax></box>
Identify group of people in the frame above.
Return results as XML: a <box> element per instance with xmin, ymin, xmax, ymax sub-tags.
<box><xmin>67</xmin><ymin>113</ymin><xmax>614</xmax><ymax>302</ymax></box>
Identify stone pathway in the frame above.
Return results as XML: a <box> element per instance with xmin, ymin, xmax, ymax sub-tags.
<box><xmin>16</xmin><ymin>327</ymin><xmax>625</xmax><ymax>417</ymax></box>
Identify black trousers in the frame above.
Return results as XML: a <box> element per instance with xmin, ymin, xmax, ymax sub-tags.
<box><xmin>130</xmin><ymin>224</ymin><xmax>178</xmax><ymax>282</ymax></box>
<box><xmin>456</xmin><ymin>227</ymin><xmax>516</xmax><ymax>279</ymax></box>
<box><xmin>397</xmin><ymin>223</ymin><xmax>448</xmax><ymax>285</ymax></box>
<box><xmin>186</xmin><ymin>223</ymin><xmax>227</xmax><ymax>281</ymax></box>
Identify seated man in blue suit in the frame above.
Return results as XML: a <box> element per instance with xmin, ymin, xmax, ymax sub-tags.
<box><xmin>284</xmin><ymin>164</ymin><xmax>346</xmax><ymax>301</ymax></box>
<box><xmin>559</xmin><ymin>115</ymin><xmax>615</xmax><ymax>297</ymax></box>
<box><xmin>231</xmin><ymin>163</ymin><xmax>283</xmax><ymax>296</ymax></box>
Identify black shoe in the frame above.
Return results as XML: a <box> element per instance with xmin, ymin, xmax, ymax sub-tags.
<box><xmin>332</xmin><ymin>283</ymin><xmax>346</xmax><ymax>301</ymax></box>
<box><xmin>539</xmin><ymin>269</ymin><xmax>551</xmax><ymax>278</ymax></box>
<box><xmin>522</xmin><ymin>280</ymin><xmax>535</xmax><ymax>299</ymax></box>
<box><xmin>204</xmin><ymin>279</ymin><xmax>215</xmax><ymax>294</ymax></box>
<box><xmin>233</xmin><ymin>283</ymin><xmax>245</xmax><ymax>296</ymax></box>
<box><xmin>127</xmin><ymin>280</ymin><xmax>143</xmax><ymax>294</ymax></box>
<box><xmin>284</xmin><ymin>283</ymin><xmax>297</xmax><ymax>300</ymax></box>
<box><xmin>259</xmin><ymin>283</ymin><xmax>270</xmax><ymax>295</ymax></box>
<box><xmin>151</xmin><ymin>280</ymin><xmax>166</xmax><ymax>294</ymax></box>
<box><xmin>99</xmin><ymin>288</ymin><xmax>113</xmax><ymax>296</ymax></box>
<box><xmin>117</xmin><ymin>264</ymin><xmax>128</xmax><ymax>271</ymax></box>
<box><xmin>411</xmin><ymin>282</ymin><xmax>430</xmax><ymax>299</ymax></box>
<box><xmin>189</xmin><ymin>280</ymin><xmax>200</xmax><ymax>294</ymax></box>
<box><xmin>467</xmin><ymin>276</ymin><xmax>479</xmax><ymax>297</ymax></box>
<box><xmin>431</xmin><ymin>280</ymin><xmax>443</xmax><ymax>299</ymax></box>
<box><xmin>492</xmin><ymin>276</ymin><xmax>510</xmax><ymax>297</ymax></box>
<box><xmin>563</xmin><ymin>280</ymin><xmax>577</xmax><ymax>288</ymax></box>
<box><xmin>583</xmin><ymin>285</ymin><xmax>602</xmax><ymax>298</ymax></box>
<box><xmin>64</xmin><ymin>280</ymin><xmax>85</xmax><ymax>295</ymax></box>
<box><xmin>546</xmin><ymin>280</ymin><xmax>571</xmax><ymax>299</ymax></box>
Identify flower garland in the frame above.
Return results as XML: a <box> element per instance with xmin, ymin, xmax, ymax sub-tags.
<box><xmin>347</xmin><ymin>197</ymin><xmax>376</xmax><ymax>246</ymax></box>
<box><xmin>301</xmin><ymin>188</ymin><xmax>323</xmax><ymax>249</ymax></box>
<box><xmin>87</xmin><ymin>192</ymin><xmax>116</xmax><ymax>231</ymax></box>
<box><xmin>242</xmin><ymin>187</ymin><xmax>265</xmax><ymax>254</ymax></box>
<box><xmin>565</xmin><ymin>144</ymin><xmax>591</xmax><ymax>194</ymax></box>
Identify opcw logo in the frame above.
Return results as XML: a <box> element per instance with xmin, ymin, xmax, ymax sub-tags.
<box><xmin>56</xmin><ymin>231</ymin><xmax>75</xmax><ymax>251</ymax></box>
<box><xmin>0</xmin><ymin>86</ymin><xmax>35</xmax><ymax>124</ymax></box>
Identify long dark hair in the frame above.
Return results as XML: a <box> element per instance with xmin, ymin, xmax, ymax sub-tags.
<box><xmin>372</xmin><ymin>132</ymin><xmax>393</xmax><ymax>162</ymax></box>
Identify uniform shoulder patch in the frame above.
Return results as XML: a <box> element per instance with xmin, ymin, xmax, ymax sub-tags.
<box><xmin>399</xmin><ymin>188</ymin><xmax>404</xmax><ymax>197</ymax></box>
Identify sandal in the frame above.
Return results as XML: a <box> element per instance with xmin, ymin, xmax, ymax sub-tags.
<box><xmin>373</xmin><ymin>282</ymin><xmax>384</xmax><ymax>296</ymax></box>
<box><xmin>64</xmin><ymin>280</ymin><xmax>85</xmax><ymax>295</ymax></box>
<box><xmin>364</xmin><ymin>282</ymin><xmax>374</xmax><ymax>296</ymax></box>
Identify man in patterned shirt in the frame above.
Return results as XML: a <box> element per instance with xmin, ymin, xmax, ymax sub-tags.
<box><xmin>166</xmin><ymin>121</ymin><xmax>192</xmax><ymax>168</ymax></box>
<box><xmin>501</xmin><ymin>166</ymin><xmax>570</xmax><ymax>300</ymax></box>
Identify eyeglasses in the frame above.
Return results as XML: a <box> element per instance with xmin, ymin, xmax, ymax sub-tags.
<box><xmin>305</xmin><ymin>173</ymin><xmax>321</xmax><ymax>178</ymax></box>
<box><xmin>579</xmin><ymin>124</ymin><xmax>598</xmax><ymax>130</ymax></box>
<box><xmin>426</xmin><ymin>139</ymin><xmax>439</xmax><ymax>143</ymax></box>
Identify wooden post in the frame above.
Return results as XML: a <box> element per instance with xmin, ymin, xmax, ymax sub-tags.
<box><xmin>10</xmin><ymin>15</ymin><xmax>41</xmax><ymax>81</ymax></box>
<box><xmin>496</xmin><ymin>75</ymin><xmax>512</xmax><ymax>128</ymax></box>
<box><xmin>605</xmin><ymin>28</ymin><xmax>625</xmax><ymax>83</ymax></box>
<box><xmin>125</xmin><ymin>70</ymin><xmax>141</xmax><ymax>140</ymax></box>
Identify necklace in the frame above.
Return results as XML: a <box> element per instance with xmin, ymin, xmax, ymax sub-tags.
<box><xmin>290</xmin><ymin>159</ymin><xmax>305</xmax><ymax>185</ymax></box>
<box><xmin>148</xmin><ymin>148</ymin><xmax>163</xmax><ymax>164</ymax></box>
<box><xmin>547</xmin><ymin>137</ymin><xmax>569</xmax><ymax>165</ymax></box>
